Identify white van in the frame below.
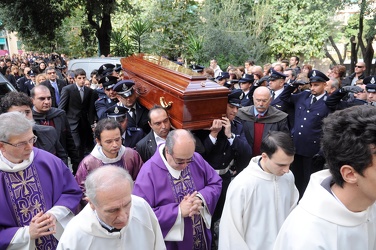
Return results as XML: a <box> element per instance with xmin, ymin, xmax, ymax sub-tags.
<box><xmin>68</xmin><ymin>57</ymin><xmax>122</xmax><ymax>79</ymax></box>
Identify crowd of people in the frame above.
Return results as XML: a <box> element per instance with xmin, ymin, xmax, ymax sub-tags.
<box><xmin>0</xmin><ymin>52</ymin><xmax>376</xmax><ymax>250</ymax></box>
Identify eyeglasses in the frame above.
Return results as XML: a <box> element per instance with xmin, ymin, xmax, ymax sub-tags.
<box><xmin>170</xmin><ymin>154</ymin><xmax>194</xmax><ymax>165</ymax></box>
<box><xmin>355</xmin><ymin>65</ymin><xmax>364</xmax><ymax>68</ymax></box>
<box><xmin>36</xmin><ymin>96</ymin><xmax>52</xmax><ymax>101</ymax></box>
<box><xmin>47</xmin><ymin>72</ymin><xmax>56</xmax><ymax>74</ymax></box>
<box><xmin>1</xmin><ymin>136</ymin><xmax>37</xmax><ymax>148</ymax></box>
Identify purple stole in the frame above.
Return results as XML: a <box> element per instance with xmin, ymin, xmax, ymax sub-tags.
<box><xmin>3</xmin><ymin>164</ymin><xmax>58</xmax><ymax>250</ymax></box>
<box><xmin>168</xmin><ymin>167</ymin><xmax>208</xmax><ymax>250</ymax></box>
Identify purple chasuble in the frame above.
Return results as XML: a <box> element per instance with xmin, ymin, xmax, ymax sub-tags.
<box><xmin>169</xmin><ymin>167</ymin><xmax>208</xmax><ymax>249</ymax></box>
<box><xmin>133</xmin><ymin>147</ymin><xmax>222</xmax><ymax>250</ymax></box>
<box><xmin>0</xmin><ymin>148</ymin><xmax>82</xmax><ymax>250</ymax></box>
<box><xmin>4</xmin><ymin>164</ymin><xmax>58</xmax><ymax>249</ymax></box>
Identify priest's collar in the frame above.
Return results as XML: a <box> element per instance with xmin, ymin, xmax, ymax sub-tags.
<box><xmin>0</xmin><ymin>150</ymin><xmax>34</xmax><ymax>172</ymax></box>
<box><xmin>159</xmin><ymin>144</ymin><xmax>182</xmax><ymax>179</ymax></box>
<box><xmin>94</xmin><ymin>210</ymin><xmax>120</xmax><ymax>233</ymax></box>
<box><xmin>90</xmin><ymin>144</ymin><xmax>125</xmax><ymax>164</ymax></box>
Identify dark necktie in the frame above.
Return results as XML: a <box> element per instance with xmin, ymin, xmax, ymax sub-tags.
<box><xmin>130</xmin><ymin>108</ymin><xmax>136</xmax><ymax>121</ymax></box>
<box><xmin>312</xmin><ymin>96</ymin><xmax>317</xmax><ymax>104</ymax></box>
<box><xmin>271</xmin><ymin>91</ymin><xmax>275</xmax><ymax>101</ymax></box>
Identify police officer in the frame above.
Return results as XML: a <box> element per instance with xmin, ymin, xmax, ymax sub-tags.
<box><xmin>95</xmin><ymin>76</ymin><xmax>119</xmax><ymax>120</ymax></box>
<box><xmin>279</xmin><ymin>69</ymin><xmax>331</xmax><ymax>198</ymax></box>
<box><xmin>238</xmin><ymin>74</ymin><xmax>255</xmax><ymax>107</ymax></box>
<box><xmin>105</xmin><ymin>105</ymin><xmax>145</xmax><ymax>148</ymax></box>
<box><xmin>113</xmin><ymin>79</ymin><xmax>150</xmax><ymax>134</ymax></box>
<box><xmin>200</xmin><ymin>89</ymin><xmax>252</xmax><ymax>244</ymax></box>
<box><xmin>365</xmin><ymin>76</ymin><xmax>376</xmax><ymax>105</ymax></box>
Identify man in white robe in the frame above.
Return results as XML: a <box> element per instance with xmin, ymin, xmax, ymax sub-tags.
<box><xmin>219</xmin><ymin>131</ymin><xmax>298</xmax><ymax>250</ymax></box>
<box><xmin>274</xmin><ymin>105</ymin><xmax>376</xmax><ymax>250</ymax></box>
<box><xmin>57</xmin><ymin>166</ymin><xmax>166</xmax><ymax>250</ymax></box>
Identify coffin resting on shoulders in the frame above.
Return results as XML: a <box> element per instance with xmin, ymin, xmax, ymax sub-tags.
<box><xmin>121</xmin><ymin>54</ymin><xmax>229</xmax><ymax>130</ymax></box>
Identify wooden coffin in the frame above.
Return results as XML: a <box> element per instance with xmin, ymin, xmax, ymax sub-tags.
<box><xmin>120</xmin><ymin>54</ymin><xmax>230</xmax><ymax>130</ymax></box>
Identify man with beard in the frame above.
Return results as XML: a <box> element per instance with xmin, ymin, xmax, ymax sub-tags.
<box><xmin>95</xmin><ymin>76</ymin><xmax>119</xmax><ymax>120</ymax></box>
<box><xmin>75</xmin><ymin>118</ymin><xmax>143</xmax><ymax>207</ymax></box>
<box><xmin>135</xmin><ymin>105</ymin><xmax>171</xmax><ymax>162</ymax></box>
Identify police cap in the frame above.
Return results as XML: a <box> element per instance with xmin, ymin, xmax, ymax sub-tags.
<box><xmin>216</xmin><ymin>72</ymin><xmax>230</xmax><ymax>81</ymax></box>
<box><xmin>269</xmin><ymin>69</ymin><xmax>286</xmax><ymax>81</ymax></box>
<box><xmin>113</xmin><ymin>80</ymin><xmax>135</xmax><ymax>98</ymax></box>
<box><xmin>99</xmin><ymin>76</ymin><xmax>118</xmax><ymax>90</ymax></box>
<box><xmin>228</xmin><ymin>89</ymin><xmax>244</xmax><ymax>108</ymax></box>
<box><xmin>98</xmin><ymin>63</ymin><xmax>115</xmax><ymax>77</ymax></box>
<box><xmin>238</xmin><ymin>74</ymin><xmax>254</xmax><ymax>84</ymax></box>
<box><xmin>308</xmin><ymin>70</ymin><xmax>329</xmax><ymax>83</ymax></box>
<box><xmin>363</xmin><ymin>76</ymin><xmax>376</xmax><ymax>85</ymax></box>
<box><xmin>105</xmin><ymin>105</ymin><xmax>128</xmax><ymax>121</ymax></box>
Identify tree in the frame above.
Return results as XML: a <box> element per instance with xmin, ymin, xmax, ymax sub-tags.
<box><xmin>268</xmin><ymin>0</ymin><xmax>341</xmax><ymax>60</ymax></box>
<box><xmin>0</xmin><ymin>0</ymin><xmax>77</xmax><ymax>50</ymax></box>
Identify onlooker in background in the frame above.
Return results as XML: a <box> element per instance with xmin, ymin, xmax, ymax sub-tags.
<box><xmin>289</xmin><ymin>56</ymin><xmax>301</xmax><ymax>74</ymax></box>
<box><xmin>0</xmin><ymin>112</ymin><xmax>81</xmax><ymax>250</ymax></box>
<box><xmin>301</xmin><ymin>64</ymin><xmax>312</xmax><ymax>76</ymax></box>
<box><xmin>219</xmin><ymin>131</ymin><xmax>298</xmax><ymax>250</ymax></box>
<box><xmin>329</xmin><ymin>64</ymin><xmax>346</xmax><ymax>86</ymax></box>
<box><xmin>325</xmin><ymin>77</ymin><xmax>340</xmax><ymax>96</ymax></box>
<box><xmin>210</xmin><ymin>59</ymin><xmax>222</xmax><ymax>78</ymax></box>
<box><xmin>342</xmin><ymin>62</ymin><xmax>367</xmax><ymax>86</ymax></box>
<box><xmin>57</xmin><ymin>166</ymin><xmax>165</xmax><ymax>250</ymax></box>
<box><xmin>40</xmin><ymin>66</ymin><xmax>67</xmax><ymax>107</ymax></box>
<box><xmin>16</xmin><ymin>66</ymin><xmax>31</xmax><ymax>92</ymax></box>
<box><xmin>35</xmin><ymin>73</ymin><xmax>47</xmax><ymax>85</ymax></box>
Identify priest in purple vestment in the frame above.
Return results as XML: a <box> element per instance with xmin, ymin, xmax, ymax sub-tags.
<box><xmin>0</xmin><ymin>112</ymin><xmax>82</xmax><ymax>250</ymax></box>
<box><xmin>133</xmin><ymin>129</ymin><xmax>222</xmax><ymax>250</ymax></box>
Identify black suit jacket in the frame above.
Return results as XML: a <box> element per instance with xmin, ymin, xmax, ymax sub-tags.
<box><xmin>135</xmin><ymin>131</ymin><xmax>157</xmax><ymax>163</ymax></box>
<box><xmin>33</xmin><ymin>124</ymin><xmax>68</xmax><ymax>165</ymax></box>
<box><xmin>58</xmin><ymin>84</ymin><xmax>98</xmax><ymax>131</ymax></box>
<box><xmin>40</xmin><ymin>79</ymin><xmax>67</xmax><ymax>107</ymax></box>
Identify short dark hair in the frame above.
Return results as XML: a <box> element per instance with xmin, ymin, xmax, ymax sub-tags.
<box><xmin>148</xmin><ymin>105</ymin><xmax>168</xmax><ymax>122</ymax></box>
<box><xmin>94</xmin><ymin>119</ymin><xmax>122</xmax><ymax>141</ymax></box>
<box><xmin>261</xmin><ymin>131</ymin><xmax>295</xmax><ymax>158</ymax></box>
<box><xmin>0</xmin><ymin>92</ymin><xmax>33</xmax><ymax>114</ymax></box>
<box><xmin>321</xmin><ymin>105</ymin><xmax>376</xmax><ymax>187</ymax></box>
<box><xmin>292</xmin><ymin>56</ymin><xmax>300</xmax><ymax>64</ymax></box>
<box><xmin>74</xmin><ymin>68</ymin><xmax>86</xmax><ymax>77</ymax></box>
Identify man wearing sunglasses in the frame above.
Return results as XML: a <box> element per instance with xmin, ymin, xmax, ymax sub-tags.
<box><xmin>133</xmin><ymin>129</ymin><xmax>222</xmax><ymax>250</ymax></box>
<box><xmin>0</xmin><ymin>112</ymin><xmax>81</xmax><ymax>250</ymax></box>
<box><xmin>342</xmin><ymin>62</ymin><xmax>367</xmax><ymax>86</ymax></box>
<box><xmin>31</xmin><ymin>85</ymin><xmax>81</xmax><ymax>174</ymax></box>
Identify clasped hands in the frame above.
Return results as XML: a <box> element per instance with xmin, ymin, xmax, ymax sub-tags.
<box><xmin>29</xmin><ymin>211</ymin><xmax>57</xmax><ymax>239</ymax></box>
<box><xmin>179</xmin><ymin>191</ymin><xmax>204</xmax><ymax>218</ymax></box>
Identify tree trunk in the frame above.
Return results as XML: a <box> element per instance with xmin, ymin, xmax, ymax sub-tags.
<box><xmin>97</xmin><ymin>13</ymin><xmax>112</xmax><ymax>57</ymax></box>
<box><xmin>350</xmin><ymin>36</ymin><xmax>357</xmax><ymax>74</ymax></box>
<box><xmin>364</xmin><ymin>37</ymin><xmax>374</xmax><ymax>76</ymax></box>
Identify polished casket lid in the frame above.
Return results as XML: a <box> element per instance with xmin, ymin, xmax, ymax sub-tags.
<box><xmin>121</xmin><ymin>54</ymin><xmax>230</xmax><ymax>130</ymax></box>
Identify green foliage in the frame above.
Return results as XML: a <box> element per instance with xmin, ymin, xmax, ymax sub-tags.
<box><xmin>268</xmin><ymin>0</ymin><xmax>341</xmax><ymax>60</ymax></box>
<box><xmin>0</xmin><ymin>0</ymin><xmax>78</xmax><ymax>45</ymax></box>
<box><xmin>145</xmin><ymin>0</ymin><xmax>199</xmax><ymax>60</ymax></box>
<box><xmin>130</xmin><ymin>20</ymin><xmax>151</xmax><ymax>53</ymax></box>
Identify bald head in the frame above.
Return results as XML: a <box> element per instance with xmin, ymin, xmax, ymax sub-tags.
<box><xmin>253</xmin><ymin>86</ymin><xmax>271</xmax><ymax>113</ymax></box>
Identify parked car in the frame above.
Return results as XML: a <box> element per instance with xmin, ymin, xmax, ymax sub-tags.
<box><xmin>0</xmin><ymin>73</ymin><xmax>17</xmax><ymax>100</ymax></box>
<box><xmin>68</xmin><ymin>57</ymin><xmax>122</xmax><ymax>79</ymax></box>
